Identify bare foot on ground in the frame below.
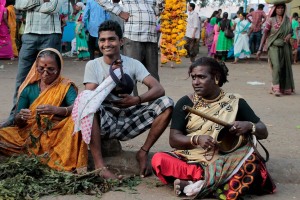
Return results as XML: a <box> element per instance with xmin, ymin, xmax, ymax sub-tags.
<box><xmin>173</xmin><ymin>179</ymin><xmax>189</xmax><ymax>196</ymax></box>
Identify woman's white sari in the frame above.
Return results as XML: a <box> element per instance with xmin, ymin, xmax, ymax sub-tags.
<box><xmin>234</xmin><ymin>20</ymin><xmax>251</xmax><ymax>59</ymax></box>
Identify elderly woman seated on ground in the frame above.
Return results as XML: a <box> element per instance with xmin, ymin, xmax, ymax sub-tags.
<box><xmin>0</xmin><ymin>48</ymin><xmax>87</xmax><ymax>172</ymax></box>
<box><xmin>151</xmin><ymin>57</ymin><xmax>276</xmax><ymax>199</ymax></box>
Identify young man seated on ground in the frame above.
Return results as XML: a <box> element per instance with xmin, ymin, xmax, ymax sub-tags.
<box><xmin>81</xmin><ymin>20</ymin><xmax>174</xmax><ymax>179</ymax></box>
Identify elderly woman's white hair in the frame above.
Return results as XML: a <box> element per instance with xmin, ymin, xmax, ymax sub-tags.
<box><xmin>76</xmin><ymin>2</ymin><xmax>86</xmax><ymax>10</ymax></box>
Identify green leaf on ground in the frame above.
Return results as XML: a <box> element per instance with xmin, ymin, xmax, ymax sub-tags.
<box><xmin>0</xmin><ymin>154</ymin><xmax>141</xmax><ymax>199</ymax></box>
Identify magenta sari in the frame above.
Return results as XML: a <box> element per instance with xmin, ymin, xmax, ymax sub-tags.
<box><xmin>206</xmin><ymin>23</ymin><xmax>214</xmax><ymax>55</ymax></box>
<box><xmin>0</xmin><ymin>0</ymin><xmax>14</xmax><ymax>59</ymax></box>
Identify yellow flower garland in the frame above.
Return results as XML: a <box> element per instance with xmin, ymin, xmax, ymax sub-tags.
<box><xmin>160</xmin><ymin>0</ymin><xmax>188</xmax><ymax>64</ymax></box>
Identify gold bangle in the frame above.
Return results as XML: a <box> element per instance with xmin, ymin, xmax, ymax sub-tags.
<box><xmin>65</xmin><ymin>107</ymin><xmax>68</xmax><ymax>116</ymax></box>
<box><xmin>190</xmin><ymin>135</ymin><xmax>197</xmax><ymax>147</ymax></box>
<box><xmin>195</xmin><ymin>135</ymin><xmax>200</xmax><ymax>146</ymax></box>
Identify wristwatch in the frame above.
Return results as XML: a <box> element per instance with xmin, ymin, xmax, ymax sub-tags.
<box><xmin>250</xmin><ymin>122</ymin><xmax>256</xmax><ymax>134</ymax></box>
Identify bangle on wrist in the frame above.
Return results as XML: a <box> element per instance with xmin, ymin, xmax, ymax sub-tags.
<box><xmin>195</xmin><ymin>135</ymin><xmax>200</xmax><ymax>146</ymax></box>
<box><xmin>250</xmin><ymin>122</ymin><xmax>256</xmax><ymax>134</ymax></box>
<box><xmin>64</xmin><ymin>107</ymin><xmax>68</xmax><ymax>116</ymax></box>
<box><xmin>190</xmin><ymin>135</ymin><xmax>197</xmax><ymax>147</ymax></box>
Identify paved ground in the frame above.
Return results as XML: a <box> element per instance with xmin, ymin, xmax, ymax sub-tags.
<box><xmin>1</xmin><ymin>46</ymin><xmax>300</xmax><ymax>199</ymax></box>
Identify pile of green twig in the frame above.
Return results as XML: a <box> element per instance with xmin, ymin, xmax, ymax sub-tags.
<box><xmin>0</xmin><ymin>154</ymin><xmax>141</xmax><ymax>199</ymax></box>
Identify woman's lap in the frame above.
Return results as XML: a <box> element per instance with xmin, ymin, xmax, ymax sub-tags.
<box><xmin>151</xmin><ymin>152</ymin><xmax>203</xmax><ymax>184</ymax></box>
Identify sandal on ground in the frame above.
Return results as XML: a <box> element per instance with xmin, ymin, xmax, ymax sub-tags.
<box><xmin>270</xmin><ymin>88</ymin><xmax>281</xmax><ymax>97</ymax></box>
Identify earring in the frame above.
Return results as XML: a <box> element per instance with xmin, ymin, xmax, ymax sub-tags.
<box><xmin>215</xmin><ymin>77</ymin><xmax>219</xmax><ymax>85</ymax></box>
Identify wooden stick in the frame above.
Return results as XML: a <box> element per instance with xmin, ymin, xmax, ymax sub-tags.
<box><xmin>182</xmin><ymin>105</ymin><xmax>232</xmax><ymax>128</ymax></box>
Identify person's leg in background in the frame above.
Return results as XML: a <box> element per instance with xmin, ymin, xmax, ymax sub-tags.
<box><xmin>122</xmin><ymin>38</ymin><xmax>143</xmax><ymax>96</ymax></box>
<box><xmin>254</xmin><ymin>31</ymin><xmax>262</xmax><ymax>54</ymax></box>
<box><xmin>88</xmin><ymin>34</ymin><xmax>97</xmax><ymax>60</ymax></box>
<box><xmin>144</xmin><ymin>41</ymin><xmax>159</xmax><ymax>82</ymax></box>
<box><xmin>249</xmin><ymin>32</ymin><xmax>255</xmax><ymax>54</ymax></box>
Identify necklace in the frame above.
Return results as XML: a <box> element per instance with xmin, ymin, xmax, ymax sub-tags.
<box><xmin>193</xmin><ymin>89</ymin><xmax>224</xmax><ymax>109</ymax></box>
<box><xmin>275</xmin><ymin>16</ymin><xmax>283</xmax><ymax>24</ymax></box>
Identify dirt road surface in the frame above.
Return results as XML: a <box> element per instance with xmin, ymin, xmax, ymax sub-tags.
<box><xmin>0</xmin><ymin>46</ymin><xmax>300</xmax><ymax>200</ymax></box>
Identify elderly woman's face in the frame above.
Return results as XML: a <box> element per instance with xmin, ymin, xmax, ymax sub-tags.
<box><xmin>191</xmin><ymin>65</ymin><xmax>218</xmax><ymax>98</ymax></box>
<box><xmin>37</xmin><ymin>56</ymin><xmax>59</xmax><ymax>85</ymax></box>
<box><xmin>275</xmin><ymin>5</ymin><xmax>285</xmax><ymax>16</ymax></box>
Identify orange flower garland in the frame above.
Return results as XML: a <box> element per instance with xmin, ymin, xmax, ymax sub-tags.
<box><xmin>160</xmin><ymin>0</ymin><xmax>188</xmax><ymax>64</ymax></box>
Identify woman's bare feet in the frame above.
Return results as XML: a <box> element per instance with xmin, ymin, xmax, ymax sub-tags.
<box><xmin>136</xmin><ymin>147</ymin><xmax>152</xmax><ymax>178</ymax></box>
<box><xmin>174</xmin><ymin>179</ymin><xmax>189</xmax><ymax>196</ymax></box>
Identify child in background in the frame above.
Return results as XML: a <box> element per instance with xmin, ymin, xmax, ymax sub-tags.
<box><xmin>74</xmin><ymin>2</ymin><xmax>90</xmax><ymax>61</ymax></box>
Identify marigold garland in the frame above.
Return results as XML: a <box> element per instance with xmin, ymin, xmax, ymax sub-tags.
<box><xmin>160</xmin><ymin>0</ymin><xmax>188</xmax><ymax>64</ymax></box>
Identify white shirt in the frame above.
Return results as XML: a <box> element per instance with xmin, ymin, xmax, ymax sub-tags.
<box><xmin>185</xmin><ymin>10</ymin><xmax>201</xmax><ymax>39</ymax></box>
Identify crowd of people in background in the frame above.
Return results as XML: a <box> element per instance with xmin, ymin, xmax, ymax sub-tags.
<box><xmin>201</xmin><ymin>4</ymin><xmax>300</xmax><ymax>65</ymax></box>
<box><xmin>2</xmin><ymin>1</ymin><xmax>299</xmax><ymax>66</ymax></box>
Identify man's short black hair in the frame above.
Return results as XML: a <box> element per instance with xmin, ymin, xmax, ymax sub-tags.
<box><xmin>189</xmin><ymin>3</ymin><xmax>195</xmax><ymax>10</ymax></box>
<box><xmin>258</xmin><ymin>4</ymin><xmax>264</xmax><ymax>9</ymax></box>
<box><xmin>98</xmin><ymin>20</ymin><xmax>123</xmax><ymax>39</ymax></box>
<box><xmin>292</xmin><ymin>12</ymin><xmax>299</xmax><ymax>18</ymax></box>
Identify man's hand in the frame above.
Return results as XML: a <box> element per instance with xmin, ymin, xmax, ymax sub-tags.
<box><xmin>119</xmin><ymin>11</ymin><xmax>130</xmax><ymax>22</ymax></box>
<box><xmin>110</xmin><ymin>94</ymin><xmax>137</xmax><ymax>108</ymax></box>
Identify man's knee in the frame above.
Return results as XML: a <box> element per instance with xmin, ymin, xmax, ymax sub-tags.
<box><xmin>161</xmin><ymin>106</ymin><xmax>173</xmax><ymax>117</ymax></box>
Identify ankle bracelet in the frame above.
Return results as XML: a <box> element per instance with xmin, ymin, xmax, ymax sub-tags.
<box><xmin>140</xmin><ymin>147</ymin><xmax>149</xmax><ymax>153</ymax></box>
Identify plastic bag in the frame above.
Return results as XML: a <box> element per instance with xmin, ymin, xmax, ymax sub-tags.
<box><xmin>19</xmin><ymin>22</ymin><xmax>25</xmax><ymax>35</ymax></box>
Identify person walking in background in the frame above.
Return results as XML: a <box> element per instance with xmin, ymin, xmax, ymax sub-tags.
<box><xmin>6</xmin><ymin>0</ymin><xmax>18</xmax><ymax>58</ymax></box>
<box><xmin>74</xmin><ymin>2</ymin><xmax>90</xmax><ymax>61</ymax></box>
<box><xmin>0</xmin><ymin>0</ymin><xmax>14</xmax><ymax>60</ymax></box>
<box><xmin>257</xmin><ymin>4</ymin><xmax>295</xmax><ymax>97</ymax></box>
<box><xmin>201</xmin><ymin>18</ymin><xmax>207</xmax><ymax>46</ymax></box>
<box><xmin>216</xmin><ymin>12</ymin><xmax>233</xmax><ymax>61</ymax></box>
<box><xmin>83</xmin><ymin>0</ymin><xmax>110</xmax><ymax>60</ymax></box>
<box><xmin>210</xmin><ymin>17</ymin><xmax>221</xmax><ymax>59</ymax></box>
<box><xmin>247</xmin><ymin>4</ymin><xmax>266</xmax><ymax>54</ymax></box>
<box><xmin>232</xmin><ymin>13</ymin><xmax>251</xmax><ymax>64</ymax></box>
<box><xmin>291</xmin><ymin>12</ymin><xmax>299</xmax><ymax>64</ymax></box>
<box><xmin>0</xmin><ymin>0</ymin><xmax>62</xmax><ymax>128</ymax></box>
<box><xmin>184</xmin><ymin>2</ymin><xmax>201</xmax><ymax>63</ymax></box>
<box><xmin>206</xmin><ymin>11</ymin><xmax>219</xmax><ymax>56</ymax></box>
